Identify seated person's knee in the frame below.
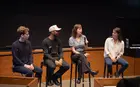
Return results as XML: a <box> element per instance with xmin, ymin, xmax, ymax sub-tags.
<box><xmin>26</xmin><ymin>71</ymin><xmax>33</xmax><ymax>77</ymax></box>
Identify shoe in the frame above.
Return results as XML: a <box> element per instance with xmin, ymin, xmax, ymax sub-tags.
<box><xmin>52</xmin><ymin>78</ymin><xmax>61</xmax><ymax>86</ymax></box>
<box><xmin>76</xmin><ymin>79</ymin><xmax>81</xmax><ymax>84</ymax></box>
<box><xmin>109</xmin><ymin>72</ymin><xmax>113</xmax><ymax>78</ymax></box>
<box><xmin>46</xmin><ymin>81</ymin><xmax>54</xmax><ymax>86</ymax></box>
<box><xmin>90</xmin><ymin>70</ymin><xmax>99</xmax><ymax>77</ymax></box>
<box><xmin>110</xmin><ymin>75</ymin><xmax>113</xmax><ymax>78</ymax></box>
<box><xmin>50</xmin><ymin>80</ymin><xmax>54</xmax><ymax>85</ymax></box>
<box><xmin>114</xmin><ymin>72</ymin><xmax>120</xmax><ymax>78</ymax></box>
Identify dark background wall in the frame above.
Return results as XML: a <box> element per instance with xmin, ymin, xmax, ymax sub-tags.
<box><xmin>0</xmin><ymin>1</ymin><xmax>140</xmax><ymax>50</ymax></box>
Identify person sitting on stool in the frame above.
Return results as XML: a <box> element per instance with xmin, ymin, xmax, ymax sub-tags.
<box><xmin>42</xmin><ymin>25</ymin><xmax>70</xmax><ymax>86</ymax></box>
<box><xmin>12</xmin><ymin>26</ymin><xmax>42</xmax><ymax>82</ymax></box>
<box><xmin>69</xmin><ymin>24</ymin><xmax>99</xmax><ymax>84</ymax></box>
<box><xmin>104</xmin><ymin>27</ymin><xmax>129</xmax><ymax>77</ymax></box>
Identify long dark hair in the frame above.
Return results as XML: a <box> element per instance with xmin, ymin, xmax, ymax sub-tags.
<box><xmin>113</xmin><ymin>27</ymin><xmax>123</xmax><ymax>42</ymax></box>
<box><xmin>71</xmin><ymin>24</ymin><xmax>82</xmax><ymax>38</ymax></box>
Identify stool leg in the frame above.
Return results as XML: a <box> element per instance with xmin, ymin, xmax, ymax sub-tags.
<box><xmin>106</xmin><ymin>63</ymin><xmax>109</xmax><ymax>78</ymax></box>
<box><xmin>88</xmin><ymin>72</ymin><xmax>91</xmax><ymax>87</ymax></box>
<box><xmin>82</xmin><ymin>62</ymin><xmax>84</xmax><ymax>87</ymax></box>
<box><xmin>104</xmin><ymin>62</ymin><xmax>106</xmax><ymax>78</ymax></box>
<box><xmin>82</xmin><ymin>74</ymin><xmax>84</xmax><ymax>87</ymax></box>
<box><xmin>60</xmin><ymin>76</ymin><xmax>62</xmax><ymax>87</ymax></box>
<box><xmin>39</xmin><ymin>64</ymin><xmax>43</xmax><ymax>87</ymax></box>
<box><xmin>122</xmin><ymin>72</ymin><xmax>124</xmax><ymax>78</ymax></box>
<box><xmin>46</xmin><ymin>67</ymin><xmax>48</xmax><ymax>87</ymax></box>
<box><xmin>75</xmin><ymin>63</ymin><xmax>77</xmax><ymax>87</ymax></box>
<box><xmin>88</xmin><ymin>63</ymin><xmax>91</xmax><ymax>87</ymax></box>
<box><xmin>116</xmin><ymin>64</ymin><xmax>118</xmax><ymax>78</ymax></box>
<box><xmin>70</xmin><ymin>63</ymin><xmax>73</xmax><ymax>87</ymax></box>
<box><xmin>40</xmin><ymin>62</ymin><xmax>44</xmax><ymax>87</ymax></box>
<box><xmin>39</xmin><ymin>75</ymin><xmax>42</xmax><ymax>87</ymax></box>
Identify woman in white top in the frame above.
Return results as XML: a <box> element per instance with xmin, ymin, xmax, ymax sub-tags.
<box><xmin>104</xmin><ymin>27</ymin><xmax>128</xmax><ymax>77</ymax></box>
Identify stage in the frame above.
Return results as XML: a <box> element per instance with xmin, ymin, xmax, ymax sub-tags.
<box><xmin>41</xmin><ymin>76</ymin><xmax>140</xmax><ymax>87</ymax></box>
<box><xmin>0</xmin><ymin>76</ymin><xmax>140</xmax><ymax>87</ymax></box>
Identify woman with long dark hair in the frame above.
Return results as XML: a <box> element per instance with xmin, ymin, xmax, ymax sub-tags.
<box><xmin>104</xmin><ymin>27</ymin><xmax>129</xmax><ymax>77</ymax></box>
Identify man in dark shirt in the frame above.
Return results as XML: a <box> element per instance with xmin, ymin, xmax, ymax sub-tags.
<box><xmin>42</xmin><ymin>25</ymin><xmax>69</xmax><ymax>86</ymax></box>
<box><xmin>12</xmin><ymin>26</ymin><xmax>42</xmax><ymax>81</ymax></box>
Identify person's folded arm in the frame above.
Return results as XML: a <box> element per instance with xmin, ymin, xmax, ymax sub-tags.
<box><xmin>71</xmin><ymin>46</ymin><xmax>80</xmax><ymax>54</ymax></box>
<box><xmin>69</xmin><ymin>37</ymin><xmax>80</xmax><ymax>54</ymax></box>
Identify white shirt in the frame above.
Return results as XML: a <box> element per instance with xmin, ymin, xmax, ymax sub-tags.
<box><xmin>104</xmin><ymin>37</ymin><xmax>124</xmax><ymax>58</ymax></box>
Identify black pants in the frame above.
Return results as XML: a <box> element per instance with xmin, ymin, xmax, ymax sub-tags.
<box><xmin>71</xmin><ymin>53</ymin><xmax>91</xmax><ymax>80</ymax></box>
<box><xmin>13</xmin><ymin>65</ymin><xmax>42</xmax><ymax>80</ymax></box>
<box><xmin>44</xmin><ymin>59</ymin><xmax>69</xmax><ymax>81</ymax></box>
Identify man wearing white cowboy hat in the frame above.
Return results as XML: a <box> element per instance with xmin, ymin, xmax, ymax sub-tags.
<box><xmin>42</xmin><ymin>25</ymin><xmax>70</xmax><ymax>86</ymax></box>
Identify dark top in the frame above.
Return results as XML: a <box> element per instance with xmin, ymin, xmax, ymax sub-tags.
<box><xmin>12</xmin><ymin>40</ymin><xmax>33</xmax><ymax>66</ymax></box>
<box><xmin>42</xmin><ymin>37</ymin><xmax>63</xmax><ymax>62</ymax></box>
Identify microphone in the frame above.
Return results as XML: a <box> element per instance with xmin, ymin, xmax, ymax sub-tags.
<box><xmin>84</xmin><ymin>36</ymin><xmax>87</xmax><ymax>45</ymax></box>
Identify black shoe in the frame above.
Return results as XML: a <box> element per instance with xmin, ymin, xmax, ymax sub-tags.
<box><xmin>50</xmin><ymin>80</ymin><xmax>54</xmax><ymax>85</ymax></box>
<box><xmin>46</xmin><ymin>81</ymin><xmax>54</xmax><ymax>86</ymax></box>
<box><xmin>76</xmin><ymin>79</ymin><xmax>81</xmax><ymax>84</ymax></box>
<box><xmin>115</xmin><ymin>72</ymin><xmax>120</xmax><ymax>78</ymax></box>
<box><xmin>110</xmin><ymin>75</ymin><xmax>113</xmax><ymax>78</ymax></box>
<box><xmin>90</xmin><ymin>70</ymin><xmax>99</xmax><ymax>77</ymax></box>
<box><xmin>52</xmin><ymin>79</ymin><xmax>61</xmax><ymax>86</ymax></box>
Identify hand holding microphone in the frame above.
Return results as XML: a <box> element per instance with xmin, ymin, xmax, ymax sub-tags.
<box><xmin>84</xmin><ymin>37</ymin><xmax>88</xmax><ymax>45</ymax></box>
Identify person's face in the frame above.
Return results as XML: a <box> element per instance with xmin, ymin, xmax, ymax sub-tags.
<box><xmin>112</xmin><ymin>30</ymin><xmax>118</xmax><ymax>39</ymax></box>
<box><xmin>21</xmin><ymin>31</ymin><xmax>29</xmax><ymax>40</ymax></box>
<box><xmin>52</xmin><ymin>30</ymin><xmax>60</xmax><ymax>36</ymax></box>
<box><xmin>76</xmin><ymin>27</ymin><xmax>82</xmax><ymax>35</ymax></box>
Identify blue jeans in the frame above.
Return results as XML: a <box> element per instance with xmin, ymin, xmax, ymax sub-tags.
<box><xmin>105</xmin><ymin>57</ymin><xmax>129</xmax><ymax>75</ymax></box>
<box><xmin>13</xmin><ymin>65</ymin><xmax>42</xmax><ymax>79</ymax></box>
